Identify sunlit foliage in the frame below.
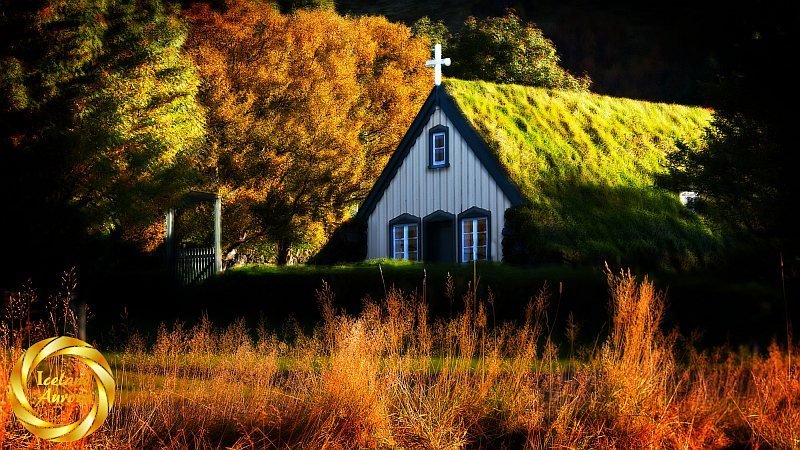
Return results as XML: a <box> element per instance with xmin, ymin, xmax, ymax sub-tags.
<box><xmin>0</xmin><ymin>0</ymin><xmax>206</xmax><ymax>249</ymax></box>
<box><xmin>411</xmin><ymin>12</ymin><xmax>588</xmax><ymax>92</ymax></box>
<box><xmin>185</xmin><ymin>0</ymin><xmax>430</xmax><ymax>264</ymax></box>
<box><xmin>451</xmin><ymin>12</ymin><xmax>590</xmax><ymax>91</ymax></box>
<box><xmin>411</xmin><ymin>16</ymin><xmax>450</xmax><ymax>54</ymax></box>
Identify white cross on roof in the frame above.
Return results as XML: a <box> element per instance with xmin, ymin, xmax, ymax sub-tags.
<box><xmin>425</xmin><ymin>43</ymin><xmax>451</xmax><ymax>86</ymax></box>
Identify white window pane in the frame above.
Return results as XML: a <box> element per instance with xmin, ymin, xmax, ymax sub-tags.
<box><xmin>434</xmin><ymin>133</ymin><xmax>445</xmax><ymax>148</ymax></box>
<box><xmin>463</xmin><ymin>233</ymin><xmax>473</xmax><ymax>247</ymax></box>
<box><xmin>408</xmin><ymin>237</ymin><xmax>417</xmax><ymax>252</ymax></box>
<box><xmin>395</xmin><ymin>240</ymin><xmax>405</xmax><ymax>253</ymax></box>
<box><xmin>477</xmin><ymin>218</ymin><xmax>487</xmax><ymax>233</ymax></box>
<box><xmin>463</xmin><ymin>220</ymin><xmax>473</xmax><ymax>233</ymax></box>
<box><xmin>434</xmin><ymin>147</ymin><xmax>445</xmax><ymax>164</ymax></box>
<box><xmin>394</xmin><ymin>252</ymin><xmax>403</xmax><ymax>259</ymax></box>
<box><xmin>463</xmin><ymin>250</ymin><xmax>472</xmax><ymax>262</ymax></box>
<box><xmin>477</xmin><ymin>246</ymin><xmax>487</xmax><ymax>260</ymax></box>
<box><xmin>477</xmin><ymin>231</ymin><xmax>486</xmax><ymax>246</ymax></box>
<box><xmin>408</xmin><ymin>251</ymin><xmax>418</xmax><ymax>261</ymax></box>
<box><xmin>394</xmin><ymin>226</ymin><xmax>404</xmax><ymax>239</ymax></box>
<box><xmin>407</xmin><ymin>225</ymin><xmax>417</xmax><ymax>239</ymax></box>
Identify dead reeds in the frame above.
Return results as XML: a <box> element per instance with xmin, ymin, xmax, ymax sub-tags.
<box><xmin>1</xmin><ymin>268</ymin><xmax>797</xmax><ymax>449</ymax></box>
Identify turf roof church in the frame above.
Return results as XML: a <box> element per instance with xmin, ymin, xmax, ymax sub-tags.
<box><xmin>351</xmin><ymin>44</ymin><xmax>712</xmax><ymax>267</ymax></box>
<box><xmin>356</xmin><ymin>45</ymin><xmax>524</xmax><ymax>263</ymax></box>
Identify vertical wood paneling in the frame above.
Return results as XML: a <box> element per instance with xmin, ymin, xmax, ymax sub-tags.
<box><xmin>466</xmin><ymin>145</ymin><xmax>472</xmax><ymax>204</ymax></box>
<box><xmin>496</xmin><ymin>187</ymin><xmax>504</xmax><ymax>257</ymax></box>
<box><xmin>448</xmin><ymin>135</ymin><xmax>456</xmax><ymax>213</ymax></box>
<box><xmin>439</xmin><ymin>137</ymin><xmax>445</xmax><ymax>209</ymax></box>
<box><xmin>471</xmin><ymin>147</ymin><xmax>477</xmax><ymax>205</ymax></box>
<box><xmin>459</xmin><ymin>134</ymin><xmax>466</xmax><ymax>212</ymax></box>
<box><xmin>367</xmin><ymin>108</ymin><xmax>513</xmax><ymax>261</ymax></box>
<box><xmin>403</xmin><ymin>149</ymin><xmax>409</xmax><ymax>213</ymax></box>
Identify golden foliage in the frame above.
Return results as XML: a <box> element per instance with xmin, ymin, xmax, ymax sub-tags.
<box><xmin>184</xmin><ymin>1</ymin><xmax>430</xmax><ymax>262</ymax></box>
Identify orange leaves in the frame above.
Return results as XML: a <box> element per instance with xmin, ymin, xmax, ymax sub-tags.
<box><xmin>184</xmin><ymin>0</ymin><xmax>430</xmax><ymax>260</ymax></box>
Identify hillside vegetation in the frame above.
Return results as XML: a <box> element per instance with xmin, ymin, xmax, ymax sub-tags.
<box><xmin>445</xmin><ymin>80</ymin><xmax>718</xmax><ymax>270</ymax></box>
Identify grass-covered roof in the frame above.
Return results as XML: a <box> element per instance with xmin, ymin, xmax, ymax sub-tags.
<box><xmin>443</xmin><ymin>80</ymin><xmax>718</xmax><ymax>270</ymax></box>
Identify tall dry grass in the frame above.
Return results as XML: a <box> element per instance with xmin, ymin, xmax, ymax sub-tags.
<box><xmin>1</xmin><ymin>268</ymin><xmax>798</xmax><ymax>449</ymax></box>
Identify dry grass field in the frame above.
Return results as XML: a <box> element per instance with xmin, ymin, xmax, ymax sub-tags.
<box><xmin>1</xmin><ymin>269</ymin><xmax>798</xmax><ymax>449</ymax></box>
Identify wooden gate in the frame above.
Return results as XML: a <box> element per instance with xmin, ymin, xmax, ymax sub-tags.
<box><xmin>175</xmin><ymin>247</ymin><xmax>217</xmax><ymax>285</ymax></box>
<box><xmin>165</xmin><ymin>191</ymin><xmax>222</xmax><ymax>285</ymax></box>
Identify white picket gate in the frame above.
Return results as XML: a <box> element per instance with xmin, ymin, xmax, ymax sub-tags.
<box><xmin>175</xmin><ymin>247</ymin><xmax>216</xmax><ymax>285</ymax></box>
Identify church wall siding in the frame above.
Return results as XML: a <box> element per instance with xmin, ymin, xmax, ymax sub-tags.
<box><xmin>366</xmin><ymin>106</ymin><xmax>512</xmax><ymax>261</ymax></box>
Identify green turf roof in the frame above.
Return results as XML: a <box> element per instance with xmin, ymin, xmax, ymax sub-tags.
<box><xmin>443</xmin><ymin>79</ymin><xmax>712</xmax><ymax>199</ymax></box>
<box><xmin>441</xmin><ymin>80</ymin><xmax>719</xmax><ymax>270</ymax></box>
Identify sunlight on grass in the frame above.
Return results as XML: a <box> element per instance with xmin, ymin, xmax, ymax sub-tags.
<box><xmin>1</xmin><ymin>270</ymin><xmax>798</xmax><ymax>449</ymax></box>
<box><xmin>444</xmin><ymin>80</ymin><xmax>719</xmax><ymax>270</ymax></box>
<box><xmin>445</xmin><ymin>80</ymin><xmax>712</xmax><ymax>192</ymax></box>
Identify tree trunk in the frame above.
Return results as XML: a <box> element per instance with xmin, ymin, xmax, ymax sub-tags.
<box><xmin>276</xmin><ymin>240</ymin><xmax>291</xmax><ymax>265</ymax></box>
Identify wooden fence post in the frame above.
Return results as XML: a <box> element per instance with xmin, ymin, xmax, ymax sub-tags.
<box><xmin>165</xmin><ymin>208</ymin><xmax>175</xmax><ymax>265</ymax></box>
<box><xmin>214</xmin><ymin>195</ymin><xmax>222</xmax><ymax>274</ymax></box>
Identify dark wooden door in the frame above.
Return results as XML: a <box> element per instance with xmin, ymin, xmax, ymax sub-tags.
<box><xmin>424</xmin><ymin>220</ymin><xmax>455</xmax><ymax>263</ymax></box>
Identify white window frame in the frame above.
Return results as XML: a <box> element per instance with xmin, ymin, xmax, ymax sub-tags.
<box><xmin>431</xmin><ymin>131</ymin><xmax>447</xmax><ymax>167</ymax></box>
<box><xmin>392</xmin><ymin>223</ymin><xmax>418</xmax><ymax>261</ymax></box>
<box><xmin>461</xmin><ymin>217</ymin><xmax>488</xmax><ymax>262</ymax></box>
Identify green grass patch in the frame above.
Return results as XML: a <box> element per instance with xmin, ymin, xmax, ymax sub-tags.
<box><xmin>444</xmin><ymin>80</ymin><xmax>712</xmax><ymax>191</ymax></box>
<box><xmin>444</xmin><ymin>80</ymin><xmax>719</xmax><ymax>270</ymax></box>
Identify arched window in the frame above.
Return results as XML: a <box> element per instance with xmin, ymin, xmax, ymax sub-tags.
<box><xmin>389</xmin><ymin>213</ymin><xmax>421</xmax><ymax>261</ymax></box>
<box><xmin>458</xmin><ymin>207</ymin><xmax>491</xmax><ymax>262</ymax></box>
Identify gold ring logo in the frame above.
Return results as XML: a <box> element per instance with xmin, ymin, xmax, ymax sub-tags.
<box><xmin>8</xmin><ymin>336</ymin><xmax>115</xmax><ymax>442</ymax></box>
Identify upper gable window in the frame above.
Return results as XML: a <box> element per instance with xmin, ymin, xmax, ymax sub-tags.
<box><xmin>428</xmin><ymin>125</ymin><xmax>449</xmax><ymax>169</ymax></box>
<box><xmin>432</xmin><ymin>133</ymin><xmax>446</xmax><ymax>165</ymax></box>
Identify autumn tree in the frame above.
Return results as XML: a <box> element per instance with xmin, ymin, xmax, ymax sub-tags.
<box><xmin>185</xmin><ymin>1</ymin><xmax>429</xmax><ymax>264</ymax></box>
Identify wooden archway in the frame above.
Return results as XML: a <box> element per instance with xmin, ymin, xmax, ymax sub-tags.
<box><xmin>164</xmin><ymin>191</ymin><xmax>221</xmax><ymax>283</ymax></box>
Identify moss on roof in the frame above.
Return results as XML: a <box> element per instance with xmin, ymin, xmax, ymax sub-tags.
<box><xmin>443</xmin><ymin>79</ymin><xmax>719</xmax><ymax>270</ymax></box>
<box><xmin>444</xmin><ymin>79</ymin><xmax>711</xmax><ymax>197</ymax></box>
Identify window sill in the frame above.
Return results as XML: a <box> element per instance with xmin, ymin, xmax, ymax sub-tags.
<box><xmin>427</xmin><ymin>163</ymin><xmax>450</xmax><ymax>170</ymax></box>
